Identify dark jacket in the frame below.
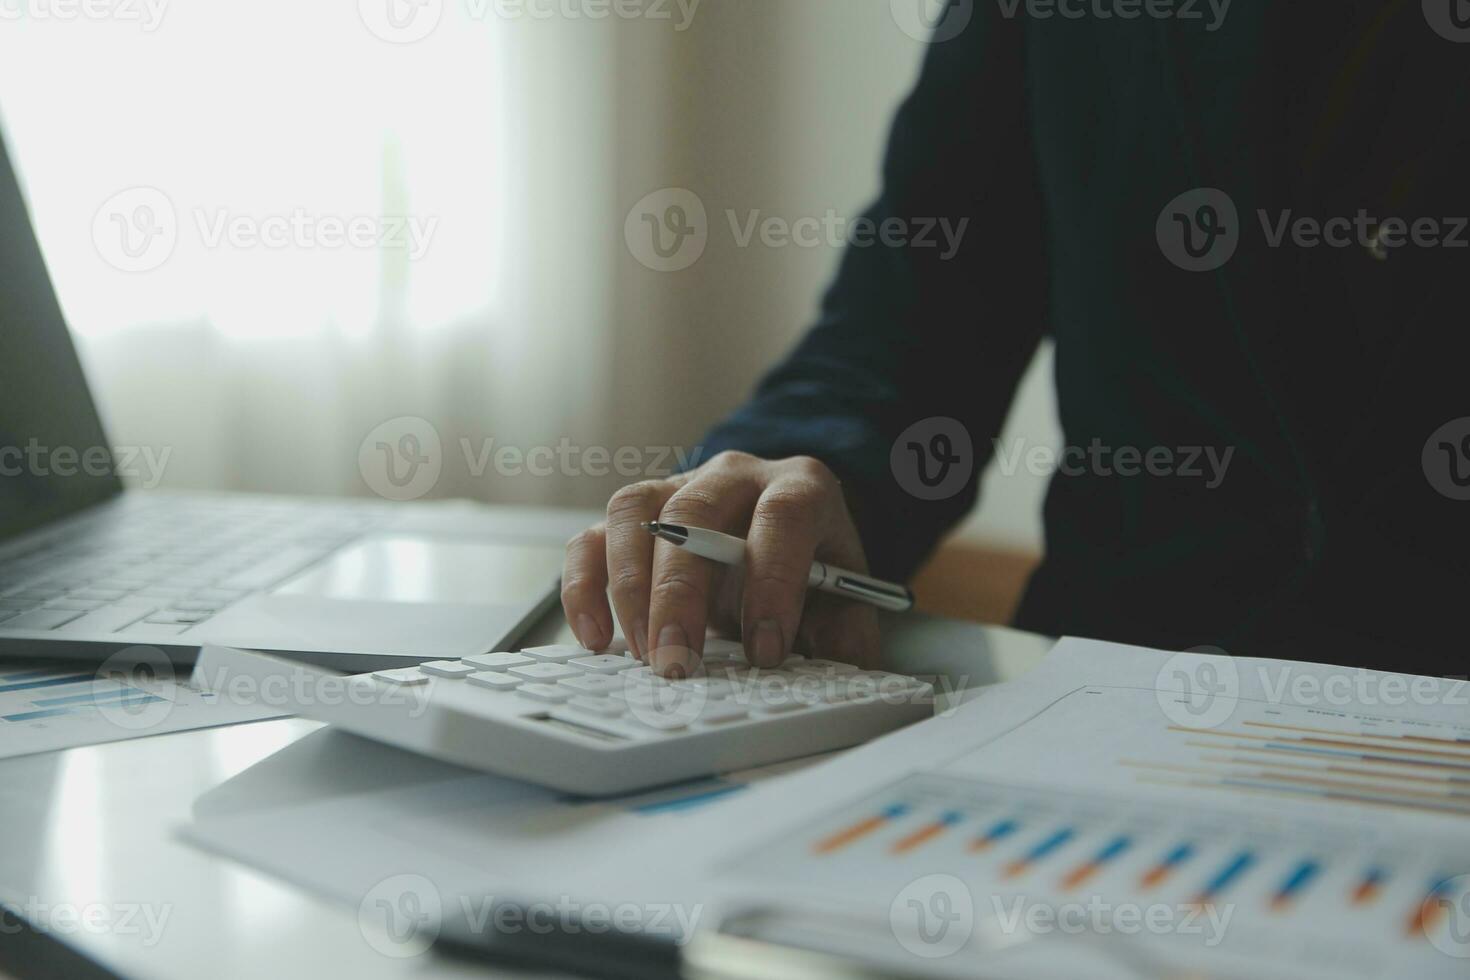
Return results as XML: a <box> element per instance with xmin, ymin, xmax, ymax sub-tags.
<box><xmin>700</xmin><ymin>2</ymin><xmax>1470</xmax><ymax>675</ymax></box>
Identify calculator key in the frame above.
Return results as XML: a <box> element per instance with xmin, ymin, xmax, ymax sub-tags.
<box><xmin>568</xmin><ymin>655</ymin><xmax>636</xmax><ymax>675</ymax></box>
<box><xmin>463</xmin><ymin>652</ymin><xmax>533</xmax><ymax>671</ymax></box>
<box><xmin>508</xmin><ymin>662</ymin><xmax>580</xmax><ymax>682</ymax></box>
<box><xmin>686</xmin><ymin>677</ymin><xmax>736</xmax><ymax>698</ymax></box>
<box><xmin>790</xmin><ymin>659</ymin><xmax>859</xmax><ymax>676</ymax></box>
<box><xmin>622</xmin><ymin>666</ymin><xmax>668</xmax><ymax>685</ymax></box>
<box><xmin>519</xmin><ymin>645</ymin><xmax>585</xmax><ymax>663</ymax></box>
<box><xmin>466</xmin><ymin>672</ymin><xmax>522</xmax><ymax>691</ymax></box>
<box><xmin>697</xmin><ymin>702</ymin><xmax>748</xmax><ymax>725</ymax></box>
<box><xmin>371</xmin><ymin>668</ymin><xmax>429</xmax><ymax>686</ymax></box>
<box><xmin>419</xmin><ymin>660</ymin><xmax>476</xmax><ymax>678</ymax></box>
<box><xmin>752</xmin><ymin>693</ymin><xmax>805</xmax><ymax>714</ymax></box>
<box><xmin>702</xmin><ymin>638</ymin><xmax>744</xmax><ymax>658</ymax></box>
<box><xmin>518</xmin><ymin>683</ymin><xmax>572</xmax><ymax>703</ymax></box>
<box><xmin>566</xmin><ymin>696</ymin><xmax>625</xmax><ymax>718</ymax></box>
<box><xmin>560</xmin><ymin>675</ymin><xmax>624</xmax><ymax>696</ymax></box>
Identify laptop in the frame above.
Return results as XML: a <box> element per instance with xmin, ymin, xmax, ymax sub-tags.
<box><xmin>0</xmin><ymin>128</ymin><xmax>574</xmax><ymax>670</ymax></box>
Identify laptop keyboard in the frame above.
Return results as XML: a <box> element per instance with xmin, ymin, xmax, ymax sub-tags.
<box><xmin>0</xmin><ymin>499</ymin><xmax>381</xmax><ymax>640</ymax></box>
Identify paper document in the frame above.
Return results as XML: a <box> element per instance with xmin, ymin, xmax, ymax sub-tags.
<box><xmin>182</xmin><ymin>639</ymin><xmax>1470</xmax><ymax>979</ymax></box>
<box><xmin>677</xmin><ymin>638</ymin><xmax>1470</xmax><ymax>979</ymax></box>
<box><xmin>0</xmin><ymin>652</ymin><xmax>287</xmax><ymax>760</ymax></box>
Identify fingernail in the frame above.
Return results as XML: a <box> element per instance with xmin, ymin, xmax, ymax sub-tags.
<box><xmin>634</xmin><ymin>619</ymin><xmax>650</xmax><ymax>661</ymax></box>
<box><xmin>576</xmin><ymin>614</ymin><xmax>603</xmax><ymax>651</ymax></box>
<box><xmin>652</xmin><ymin>623</ymin><xmax>693</xmax><ymax>677</ymax></box>
<box><xmin>751</xmin><ymin>619</ymin><xmax>785</xmax><ymax>667</ymax></box>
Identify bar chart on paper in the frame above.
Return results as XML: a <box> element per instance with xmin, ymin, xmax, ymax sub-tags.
<box><xmin>0</xmin><ymin>660</ymin><xmax>283</xmax><ymax>759</ymax></box>
<box><xmin>742</xmin><ymin>772</ymin><xmax>1470</xmax><ymax>971</ymax></box>
<box><xmin>734</xmin><ymin>676</ymin><xmax>1470</xmax><ymax>977</ymax></box>
<box><xmin>929</xmin><ymin>682</ymin><xmax>1470</xmax><ymax>826</ymax></box>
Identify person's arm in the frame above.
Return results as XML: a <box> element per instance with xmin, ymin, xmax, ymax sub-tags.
<box><xmin>562</xmin><ymin>5</ymin><xmax>1048</xmax><ymax>675</ymax></box>
<box><xmin>699</xmin><ymin>5</ymin><xmax>1048</xmax><ymax>582</ymax></box>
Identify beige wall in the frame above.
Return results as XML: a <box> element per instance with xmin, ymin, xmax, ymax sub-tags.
<box><xmin>611</xmin><ymin>0</ymin><xmax>1060</xmax><ymax>551</ymax></box>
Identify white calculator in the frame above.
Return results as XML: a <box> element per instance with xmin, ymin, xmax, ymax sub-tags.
<box><xmin>208</xmin><ymin>639</ymin><xmax>935</xmax><ymax>796</ymax></box>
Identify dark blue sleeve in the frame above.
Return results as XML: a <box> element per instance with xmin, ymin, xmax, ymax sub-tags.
<box><xmin>699</xmin><ymin>5</ymin><xmax>1048</xmax><ymax>580</ymax></box>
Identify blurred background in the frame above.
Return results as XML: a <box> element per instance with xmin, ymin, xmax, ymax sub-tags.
<box><xmin>0</xmin><ymin>0</ymin><xmax>1061</xmax><ymax>623</ymax></box>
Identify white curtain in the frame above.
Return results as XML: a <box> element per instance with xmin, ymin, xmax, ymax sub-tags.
<box><xmin>0</xmin><ymin>1</ymin><xmax>624</xmax><ymax>505</ymax></box>
<box><xmin>0</xmin><ymin>1</ymin><xmax>1054</xmax><ymax>548</ymax></box>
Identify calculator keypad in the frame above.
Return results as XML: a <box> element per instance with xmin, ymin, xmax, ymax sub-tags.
<box><xmin>361</xmin><ymin>641</ymin><xmax>929</xmax><ymax>739</ymax></box>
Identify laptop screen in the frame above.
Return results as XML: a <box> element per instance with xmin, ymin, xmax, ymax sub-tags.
<box><xmin>0</xmin><ymin>130</ymin><xmax>122</xmax><ymax>543</ymax></box>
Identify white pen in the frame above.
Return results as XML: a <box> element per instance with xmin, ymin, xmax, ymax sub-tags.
<box><xmin>641</xmin><ymin>521</ymin><xmax>915</xmax><ymax>613</ymax></box>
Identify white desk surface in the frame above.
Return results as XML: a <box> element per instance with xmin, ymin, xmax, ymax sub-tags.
<box><xmin>0</xmin><ymin>608</ymin><xmax>1054</xmax><ymax>980</ymax></box>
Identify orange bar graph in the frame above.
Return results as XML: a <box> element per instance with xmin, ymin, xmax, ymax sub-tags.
<box><xmin>813</xmin><ymin>804</ymin><xmax>909</xmax><ymax>854</ymax></box>
<box><xmin>891</xmin><ymin>810</ymin><xmax>964</xmax><ymax>854</ymax></box>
